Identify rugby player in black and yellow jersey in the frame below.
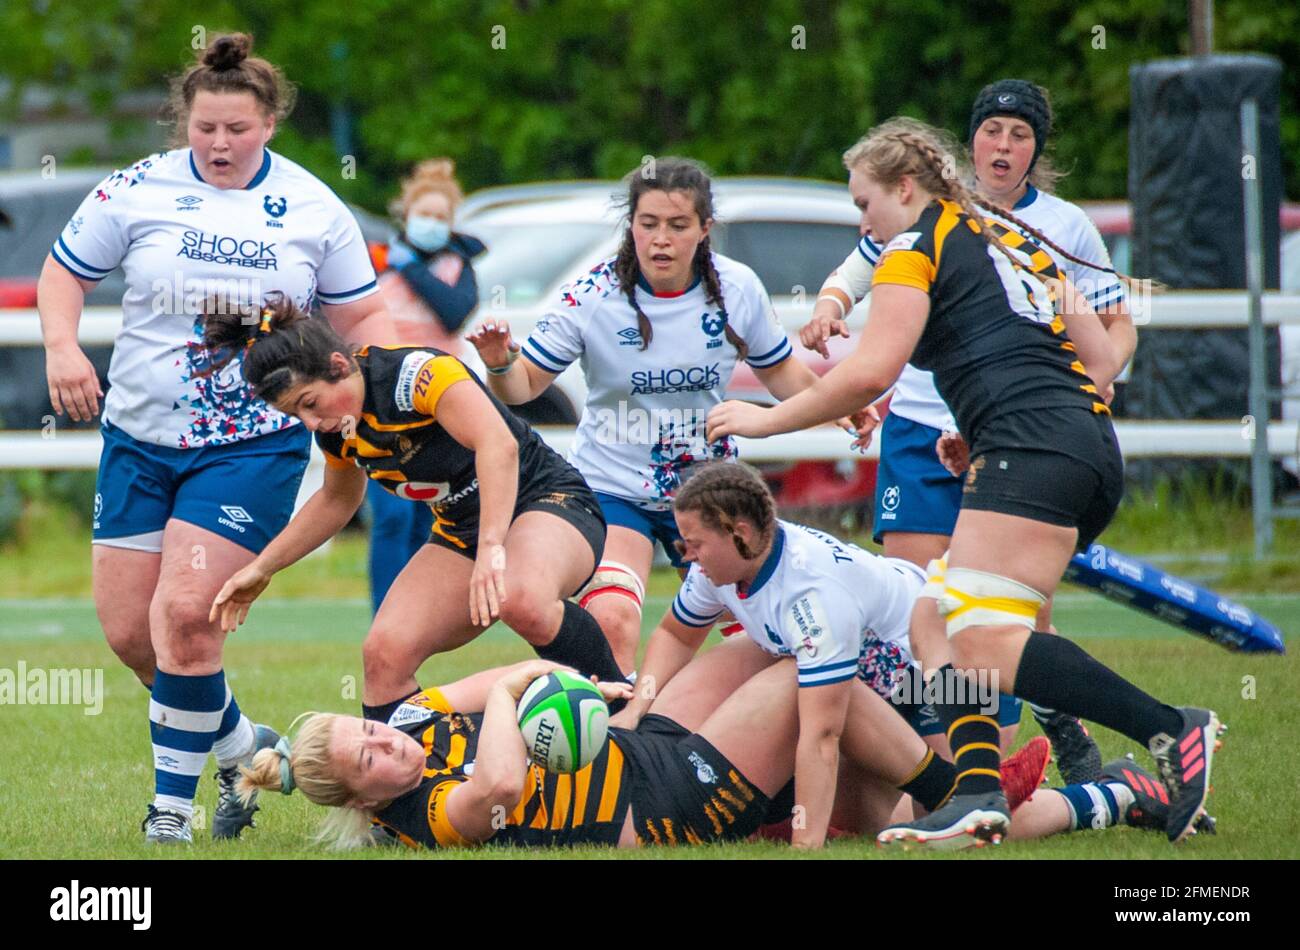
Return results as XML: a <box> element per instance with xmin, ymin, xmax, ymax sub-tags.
<box><xmin>234</xmin><ymin>652</ymin><xmax>1019</xmax><ymax>851</ymax></box>
<box><xmin>708</xmin><ymin>118</ymin><xmax>1221</xmax><ymax>849</ymax></box>
<box><xmin>202</xmin><ymin>296</ymin><xmax>627</xmax><ymax>722</ymax></box>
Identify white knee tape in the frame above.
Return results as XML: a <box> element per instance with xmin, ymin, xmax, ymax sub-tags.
<box><xmin>577</xmin><ymin>560</ymin><xmax>645</xmax><ymax>612</ymax></box>
<box><xmin>918</xmin><ymin>554</ymin><xmax>949</xmax><ymax>601</ymax></box>
<box><xmin>937</xmin><ymin>567</ymin><xmax>1046</xmax><ymax>638</ymax></box>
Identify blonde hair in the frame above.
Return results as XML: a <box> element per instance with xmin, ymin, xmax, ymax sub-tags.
<box><xmin>844</xmin><ymin>117</ymin><xmax>1143</xmax><ymax>294</ymax></box>
<box><xmin>236</xmin><ymin>712</ymin><xmax>375</xmax><ymax>850</ymax></box>
<box><xmin>390</xmin><ymin>158</ymin><xmax>465</xmax><ymax>220</ymax></box>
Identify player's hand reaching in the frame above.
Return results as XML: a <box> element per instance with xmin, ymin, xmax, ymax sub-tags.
<box><xmin>209</xmin><ymin>561</ymin><xmax>274</xmax><ymax>633</ymax></box>
<box><xmin>799</xmin><ymin>311</ymin><xmax>850</xmax><ymax>360</ymax></box>
<box><xmin>848</xmin><ymin>404</ymin><xmax>882</xmax><ymax>452</ymax></box>
<box><xmin>468</xmin><ymin>320</ymin><xmax>520</xmax><ymax>371</ymax></box>
<box><xmin>706</xmin><ymin>400</ymin><xmax>775</xmax><ymax>442</ymax></box>
<box><xmin>935</xmin><ymin>430</ymin><xmax>970</xmax><ymax>476</ymax></box>
<box><xmin>470</xmin><ymin>542</ymin><xmax>508</xmax><ymax>627</ymax></box>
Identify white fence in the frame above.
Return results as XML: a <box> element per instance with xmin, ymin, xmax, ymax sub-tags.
<box><xmin>2</xmin><ymin>294</ymin><xmax>1299</xmax><ymax>471</ymax></box>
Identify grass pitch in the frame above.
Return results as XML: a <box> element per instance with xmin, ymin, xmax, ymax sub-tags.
<box><xmin>0</xmin><ymin>589</ymin><xmax>1294</xmax><ymax>860</ymax></box>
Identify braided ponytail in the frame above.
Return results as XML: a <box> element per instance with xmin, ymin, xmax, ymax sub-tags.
<box><xmin>673</xmin><ymin>462</ymin><xmax>776</xmax><ymax>560</ymax></box>
<box><xmin>695</xmin><ymin>237</ymin><xmax>747</xmax><ymax>362</ymax></box>
<box><xmin>613</xmin><ymin>227</ymin><xmax>654</xmax><ymax>351</ymax></box>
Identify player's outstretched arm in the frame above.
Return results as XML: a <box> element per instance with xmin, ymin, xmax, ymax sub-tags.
<box><xmin>707</xmin><ymin>283</ymin><xmax>927</xmax><ymax>442</ymax></box>
<box><xmin>610</xmin><ymin>609</ymin><xmax>711</xmax><ymax>730</ymax></box>
<box><xmin>209</xmin><ymin>461</ymin><xmax>367</xmax><ymax>633</ymax></box>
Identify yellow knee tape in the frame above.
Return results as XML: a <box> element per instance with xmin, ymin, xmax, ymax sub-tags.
<box><xmin>937</xmin><ymin>567</ymin><xmax>1045</xmax><ymax>637</ymax></box>
<box><xmin>918</xmin><ymin>554</ymin><xmax>948</xmax><ymax>601</ymax></box>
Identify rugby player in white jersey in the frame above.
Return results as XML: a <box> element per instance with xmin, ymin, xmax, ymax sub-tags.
<box><xmin>800</xmin><ymin>80</ymin><xmax>1138</xmax><ymax>784</ymax></box>
<box><xmin>613</xmin><ymin>463</ymin><xmax>1182</xmax><ymax>848</ymax></box>
<box><xmin>37</xmin><ymin>33</ymin><xmax>394</xmax><ymax>844</ymax></box>
<box><xmin>471</xmin><ymin>158</ymin><xmax>860</xmax><ymax>672</ymax></box>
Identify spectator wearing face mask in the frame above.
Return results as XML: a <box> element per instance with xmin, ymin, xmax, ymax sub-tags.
<box><xmin>366</xmin><ymin>158</ymin><xmax>486</xmax><ymax>612</ymax></box>
<box><xmin>376</xmin><ymin>158</ymin><xmax>486</xmax><ymax>349</ymax></box>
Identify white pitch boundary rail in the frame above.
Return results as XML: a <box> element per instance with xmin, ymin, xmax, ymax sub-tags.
<box><xmin>1</xmin><ymin>294</ymin><xmax>1298</xmax><ymax>470</ymax></box>
<box><xmin>2</xmin><ymin>293</ymin><xmax>1300</xmax><ymax>344</ymax></box>
<box><xmin>3</xmin><ymin>421</ymin><xmax>1298</xmax><ymax>471</ymax></box>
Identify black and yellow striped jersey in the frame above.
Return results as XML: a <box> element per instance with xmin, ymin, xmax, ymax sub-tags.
<box><xmin>314</xmin><ymin>346</ymin><xmax>559</xmax><ymax>546</ymax></box>
<box><xmin>371</xmin><ymin>687</ymin><xmax>633</xmax><ymax>849</ymax></box>
<box><xmin>872</xmin><ymin>199</ymin><xmax>1109</xmax><ymax>451</ymax></box>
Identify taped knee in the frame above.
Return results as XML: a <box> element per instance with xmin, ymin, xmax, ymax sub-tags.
<box><xmin>919</xmin><ymin>554</ymin><xmax>949</xmax><ymax>601</ymax></box>
<box><xmin>937</xmin><ymin>568</ymin><xmax>1046</xmax><ymax>638</ymax></box>
<box><xmin>577</xmin><ymin>560</ymin><xmax>645</xmax><ymax>614</ymax></box>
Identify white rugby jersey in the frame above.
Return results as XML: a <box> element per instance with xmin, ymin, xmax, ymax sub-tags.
<box><xmin>522</xmin><ymin>253</ymin><xmax>792</xmax><ymax>508</ymax></box>
<box><xmin>52</xmin><ymin>148</ymin><xmax>378</xmax><ymax>448</ymax></box>
<box><xmin>671</xmin><ymin>520</ymin><xmax>924</xmax><ymax>688</ymax></box>
<box><xmin>830</xmin><ymin>187</ymin><xmax>1125</xmax><ymax>431</ymax></box>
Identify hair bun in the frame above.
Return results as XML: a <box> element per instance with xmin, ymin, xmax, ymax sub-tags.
<box><xmin>412</xmin><ymin>158</ymin><xmax>456</xmax><ymax>182</ymax></box>
<box><xmin>203</xmin><ymin>33</ymin><xmax>252</xmax><ymax>71</ymax></box>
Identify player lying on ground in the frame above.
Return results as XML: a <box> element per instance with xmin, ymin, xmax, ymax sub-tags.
<box><xmin>610</xmin><ymin>462</ymin><xmax>1182</xmax><ymax>846</ymax></box>
<box><xmin>707</xmin><ymin>117</ymin><xmax>1222</xmax><ymax>847</ymax></box>
<box><xmin>201</xmin><ymin>296</ymin><xmax>626</xmax><ymax>724</ymax></box>
<box><xmin>239</xmin><ymin>648</ymin><xmax>1177</xmax><ymax>852</ymax></box>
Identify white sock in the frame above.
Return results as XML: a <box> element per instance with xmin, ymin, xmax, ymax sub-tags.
<box><xmin>211</xmin><ymin>714</ymin><xmax>255</xmax><ymax>769</ymax></box>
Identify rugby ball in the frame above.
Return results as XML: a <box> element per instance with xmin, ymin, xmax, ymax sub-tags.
<box><xmin>516</xmin><ymin>671</ymin><xmax>609</xmax><ymax>773</ymax></box>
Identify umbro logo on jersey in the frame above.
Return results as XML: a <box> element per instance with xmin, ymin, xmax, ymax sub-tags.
<box><xmin>617</xmin><ymin>326</ymin><xmax>643</xmax><ymax>347</ymax></box>
<box><xmin>175</xmin><ymin>195</ymin><xmax>203</xmax><ymax>211</ymax></box>
<box><xmin>218</xmin><ymin>505</ymin><xmax>254</xmax><ymax>533</ymax></box>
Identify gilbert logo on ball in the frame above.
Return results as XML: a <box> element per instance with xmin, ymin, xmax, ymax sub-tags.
<box><xmin>516</xmin><ymin>671</ymin><xmax>609</xmax><ymax>773</ymax></box>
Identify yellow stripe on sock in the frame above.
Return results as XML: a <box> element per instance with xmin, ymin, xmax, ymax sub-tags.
<box><xmin>900</xmin><ymin>749</ymin><xmax>935</xmax><ymax>786</ymax></box>
<box><xmin>955</xmin><ymin>768</ymin><xmax>1002</xmax><ymax>783</ymax></box>
<box><xmin>954</xmin><ymin>742</ymin><xmax>1001</xmax><ymax>758</ymax></box>
<box><xmin>947</xmin><ymin>714</ymin><xmax>998</xmax><ymax>739</ymax></box>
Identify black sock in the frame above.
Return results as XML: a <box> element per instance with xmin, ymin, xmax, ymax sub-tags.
<box><xmin>898</xmin><ymin>749</ymin><xmax>958</xmax><ymax>813</ymax></box>
<box><xmin>536</xmin><ymin>601</ymin><xmax>629</xmax><ymax>710</ymax></box>
<box><xmin>933</xmin><ymin>664</ymin><xmax>1002</xmax><ymax>796</ymax></box>
<box><xmin>1013</xmin><ymin>632</ymin><xmax>1183</xmax><ymax>745</ymax></box>
<box><xmin>362</xmin><ymin>689</ymin><xmax>421</xmax><ymax>724</ymax></box>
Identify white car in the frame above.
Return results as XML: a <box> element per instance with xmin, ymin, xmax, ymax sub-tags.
<box><xmin>457</xmin><ymin>178</ymin><xmax>869</xmax><ymax>421</ymax></box>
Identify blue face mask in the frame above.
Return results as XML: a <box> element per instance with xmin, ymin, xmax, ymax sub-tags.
<box><xmin>405</xmin><ymin>214</ymin><xmax>451</xmax><ymax>252</ymax></box>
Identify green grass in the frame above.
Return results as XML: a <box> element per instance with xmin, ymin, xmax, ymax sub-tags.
<box><xmin>6</xmin><ymin>482</ymin><xmax>1300</xmax><ymax>598</ymax></box>
<box><xmin>0</xmin><ymin>592</ymin><xmax>1294</xmax><ymax>859</ymax></box>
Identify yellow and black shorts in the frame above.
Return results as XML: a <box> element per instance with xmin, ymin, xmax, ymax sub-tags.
<box><xmin>621</xmin><ymin>729</ymin><xmax>771</xmax><ymax>847</ymax></box>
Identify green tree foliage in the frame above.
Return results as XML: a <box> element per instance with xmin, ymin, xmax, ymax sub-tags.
<box><xmin>2</xmin><ymin>0</ymin><xmax>1296</xmax><ymax>212</ymax></box>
